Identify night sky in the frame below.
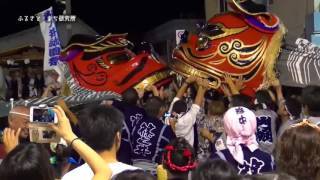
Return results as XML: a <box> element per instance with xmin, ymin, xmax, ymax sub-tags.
<box><xmin>0</xmin><ymin>0</ymin><xmax>205</xmax><ymax>38</ymax></box>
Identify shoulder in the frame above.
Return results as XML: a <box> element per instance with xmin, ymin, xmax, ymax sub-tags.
<box><xmin>108</xmin><ymin>162</ymin><xmax>140</xmax><ymax>176</ymax></box>
<box><xmin>190</xmin><ymin>104</ymin><xmax>200</xmax><ymax>111</ymax></box>
<box><xmin>62</xmin><ymin>164</ymin><xmax>92</xmax><ymax>180</ymax></box>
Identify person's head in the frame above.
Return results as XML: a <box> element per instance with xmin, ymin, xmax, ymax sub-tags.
<box><xmin>277</xmin><ymin>120</ymin><xmax>320</xmax><ymax>180</ymax></box>
<box><xmin>8</xmin><ymin>106</ymin><xmax>30</xmax><ymax>139</ymax></box>
<box><xmin>254</xmin><ymin>90</ymin><xmax>274</xmax><ymax>110</ymax></box>
<box><xmin>144</xmin><ymin>96</ymin><xmax>166</xmax><ymax>118</ymax></box>
<box><xmin>172</xmin><ymin>100</ymin><xmax>187</xmax><ymax>115</ymax></box>
<box><xmin>230</xmin><ymin>94</ymin><xmax>253</xmax><ymax>109</ymax></box>
<box><xmin>52</xmin><ymin>144</ymin><xmax>72</xmax><ymax>178</ymax></box>
<box><xmin>112</xmin><ymin>170</ymin><xmax>155</xmax><ymax>180</ymax></box>
<box><xmin>192</xmin><ymin>159</ymin><xmax>238</xmax><ymax>180</ymax></box>
<box><xmin>0</xmin><ymin>143</ymin><xmax>54</xmax><ymax>180</ymax></box>
<box><xmin>122</xmin><ymin>88</ymin><xmax>139</xmax><ymax>105</ymax></box>
<box><xmin>280</xmin><ymin>97</ymin><xmax>302</xmax><ymax>120</ymax></box>
<box><xmin>208</xmin><ymin>100</ymin><xmax>226</xmax><ymax>116</ymax></box>
<box><xmin>302</xmin><ymin>86</ymin><xmax>320</xmax><ymax>117</ymax></box>
<box><xmin>78</xmin><ymin>105</ymin><xmax>124</xmax><ymax>152</ymax></box>
<box><xmin>223</xmin><ymin>106</ymin><xmax>258</xmax><ymax>164</ymax></box>
<box><xmin>162</xmin><ymin>137</ymin><xmax>196</xmax><ymax>179</ymax></box>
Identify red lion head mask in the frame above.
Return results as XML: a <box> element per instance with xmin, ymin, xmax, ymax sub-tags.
<box><xmin>172</xmin><ymin>0</ymin><xmax>285</xmax><ymax>96</ymax></box>
<box><xmin>61</xmin><ymin>34</ymin><xmax>170</xmax><ymax>94</ymax></box>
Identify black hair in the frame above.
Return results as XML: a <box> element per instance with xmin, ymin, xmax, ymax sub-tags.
<box><xmin>122</xmin><ymin>88</ymin><xmax>139</xmax><ymax>105</ymax></box>
<box><xmin>192</xmin><ymin>159</ymin><xmax>238</xmax><ymax>180</ymax></box>
<box><xmin>112</xmin><ymin>170</ymin><xmax>155</xmax><ymax>180</ymax></box>
<box><xmin>78</xmin><ymin>105</ymin><xmax>124</xmax><ymax>152</ymax></box>
<box><xmin>285</xmin><ymin>96</ymin><xmax>302</xmax><ymax>119</ymax></box>
<box><xmin>302</xmin><ymin>86</ymin><xmax>320</xmax><ymax>117</ymax></box>
<box><xmin>144</xmin><ymin>96</ymin><xmax>165</xmax><ymax>118</ymax></box>
<box><xmin>255</xmin><ymin>90</ymin><xmax>274</xmax><ymax>110</ymax></box>
<box><xmin>52</xmin><ymin>144</ymin><xmax>72</xmax><ymax>178</ymax></box>
<box><xmin>172</xmin><ymin>100</ymin><xmax>187</xmax><ymax>114</ymax></box>
<box><xmin>0</xmin><ymin>143</ymin><xmax>54</xmax><ymax>180</ymax></box>
<box><xmin>163</xmin><ymin>137</ymin><xmax>196</xmax><ymax>178</ymax></box>
<box><xmin>230</xmin><ymin>94</ymin><xmax>253</xmax><ymax>109</ymax></box>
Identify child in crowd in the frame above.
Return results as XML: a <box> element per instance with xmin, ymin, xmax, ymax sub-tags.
<box><xmin>158</xmin><ymin>137</ymin><xmax>196</xmax><ymax>180</ymax></box>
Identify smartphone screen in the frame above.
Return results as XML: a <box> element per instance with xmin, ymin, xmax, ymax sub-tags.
<box><xmin>32</xmin><ymin>108</ymin><xmax>56</xmax><ymax>123</ymax></box>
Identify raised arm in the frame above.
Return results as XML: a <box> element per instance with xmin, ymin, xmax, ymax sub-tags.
<box><xmin>194</xmin><ymin>78</ymin><xmax>210</xmax><ymax>107</ymax></box>
<box><xmin>57</xmin><ymin>99</ymin><xmax>78</xmax><ymax>125</ymax></box>
<box><xmin>271</xmin><ymin>79</ymin><xmax>284</xmax><ymax>104</ymax></box>
<box><xmin>270</xmin><ymin>79</ymin><xmax>287</xmax><ymax>122</ymax></box>
<box><xmin>224</xmin><ymin>74</ymin><xmax>245</xmax><ymax>95</ymax></box>
<box><xmin>51</xmin><ymin>106</ymin><xmax>111</xmax><ymax>180</ymax></box>
<box><xmin>41</xmin><ymin>84</ymin><xmax>54</xmax><ymax>98</ymax></box>
<box><xmin>176</xmin><ymin>76</ymin><xmax>197</xmax><ymax>99</ymax></box>
<box><xmin>3</xmin><ymin>128</ymin><xmax>21</xmax><ymax>154</ymax></box>
<box><xmin>145</xmin><ymin>85</ymin><xmax>160</xmax><ymax>97</ymax></box>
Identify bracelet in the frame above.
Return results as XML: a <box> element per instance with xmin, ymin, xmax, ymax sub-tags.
<box><xmin>70</xmin><ymin>137</ymin><xmax>80</xmax><ymax>147</ymax></box>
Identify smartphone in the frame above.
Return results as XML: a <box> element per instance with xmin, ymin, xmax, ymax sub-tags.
<box><xmin>30</xmin><ymin>106</ymin><xmax>58</xmax><ymax>124</ymax></box>
<box><xmin>29</xmin><ymin>123</ymin><xmax>60</xmax><ymax>143</ymax></box>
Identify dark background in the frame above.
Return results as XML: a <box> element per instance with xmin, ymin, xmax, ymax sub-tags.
<box><xmin>0</xmin><ymin>0</ymin><xmax>205</xmax><ymax>38</ymax></box>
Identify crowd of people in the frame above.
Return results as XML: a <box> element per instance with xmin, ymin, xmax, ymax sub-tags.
<box><xmin>0</xmin><ymin>74</ymin><xmax>320</xmax><ymax>180</ymax></box>
<box><xmin>1</xmin><ymin>68</ymin><xmax>61</xmax><ymax>101</ymax></box>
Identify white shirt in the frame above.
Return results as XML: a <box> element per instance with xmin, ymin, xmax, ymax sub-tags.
<box><xmin>61</xmin><ymin>162</ymin><xmax>139</xmax><ymax>180</ymax></box>
<box><xmin>169</xmin><ymin>97</ymin><xmax>200</xmax><ymax>146</ymax></box>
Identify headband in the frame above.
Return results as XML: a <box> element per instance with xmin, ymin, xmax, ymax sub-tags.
<box><xmin>9</xmin><ymin>111</ymin><xmax>30</xmax><ymax>117</ymax></box>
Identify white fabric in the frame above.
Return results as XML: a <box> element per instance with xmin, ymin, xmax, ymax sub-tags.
<box><xmin>169</xmin><ymin>97</ymin><xmax>200</xmax><ymax>146</ymax></box>
<box><xmin>62</xmin><ymin>162</ymin><xmax>138</xmax><ymax>180</ymax></box>
<box><xmin>38</xmin><ymin>7</ymin><xmax>63</xmax><ymax>82</ymax></box>
<box><xmin>29</xmin><ymin>78</ymin><xmax>37</xmax><ymax>97</ymax></box>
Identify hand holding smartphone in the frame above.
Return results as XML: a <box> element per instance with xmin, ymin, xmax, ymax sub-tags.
<box><xmin>30</xmin><ymin>106</ymin><xmax>58</xmax><ymax>124</ymax></box>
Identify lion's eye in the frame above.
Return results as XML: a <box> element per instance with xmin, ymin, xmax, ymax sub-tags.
<box><xmin>108</xmin><ymin>53</ymin><xmax>132</xmax><ymax>65</ymax></box>
<box><xmin>203</xmin><ymin>24</ymin><xmax>224</xmax><ymax>37</ymax></box>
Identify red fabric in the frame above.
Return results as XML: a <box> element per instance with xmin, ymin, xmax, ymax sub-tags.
<box><xmin>0</xmin><ymin>144</ymin><xmax>6</xmax><ymax>160</ymax></box>
<box><xmin>173</xmin><ymin>12</ymin><xmax>280</xmax><ymax>97</ymax></box>
<box><xmin>62</xmin><ymin>35</ymin><xmax>167</xmax><ymax>94</ymax></box>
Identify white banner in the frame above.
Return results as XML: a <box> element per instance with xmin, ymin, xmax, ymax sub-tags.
<box><xmin>38</xmin><ymin>7</ymin><xmax>63</xmax><ymax>81</ymax></box>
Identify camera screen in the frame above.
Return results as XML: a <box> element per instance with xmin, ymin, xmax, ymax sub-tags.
<box><xmin>32</xmin><ymin>108</ymin><xmax>55</xmax><ymax>123</ymax></box>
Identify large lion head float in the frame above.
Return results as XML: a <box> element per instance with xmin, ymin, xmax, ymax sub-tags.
<box><xmin>172</xmin><ymin>0</ymin><xmax>286</xmax><ymax>96</ymax></box>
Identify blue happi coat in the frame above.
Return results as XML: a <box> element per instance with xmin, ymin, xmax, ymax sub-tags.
<box><xmin>255</xmin><ymin>109</ymin><xmax>278</xmax><ymax>154</ymax></box>
<box><xmin>130</xmin><ymin>115</ymin><xmax>176</xmax><ymax>172</ymax></box>
<box><xmin>113</xmin><ymin>101</ymin><xmax>146</xmax><ymax>164</ymax></box>
<box><xmin>211</xmin><ymin>144</ymin><xmax>275</xmax><ymax>175</ymax></box>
